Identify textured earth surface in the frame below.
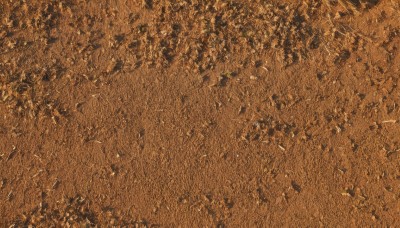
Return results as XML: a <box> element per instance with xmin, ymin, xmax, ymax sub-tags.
<box><xmin>1</xmin><ymin>0</ymin><xmax>400</xmax><ymax>226</ymax></box>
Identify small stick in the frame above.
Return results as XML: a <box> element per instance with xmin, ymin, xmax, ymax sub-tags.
<box><xmin>382</xmin><ymin>120</ymin><xmax>397</xmax><ymax>124</ymax></box>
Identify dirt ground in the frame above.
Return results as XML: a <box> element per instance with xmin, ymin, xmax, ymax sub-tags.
<box><xmin>1</xmin><ymin>0</ymin><xmax>400</xmax><ymax>226</ymax></box>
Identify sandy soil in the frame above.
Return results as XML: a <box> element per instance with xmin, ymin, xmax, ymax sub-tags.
<box><xmin>1</xmin><ymin>0</ymin><xmax>400</xmax><ymax>226</ymax></box>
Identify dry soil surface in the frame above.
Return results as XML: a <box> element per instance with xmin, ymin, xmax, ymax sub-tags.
<box><xmin>1</xmin><ymin>0</ymin><xmax>400</xmax><ymax>227</ymax></box>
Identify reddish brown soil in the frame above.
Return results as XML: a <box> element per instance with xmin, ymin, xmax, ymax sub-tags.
<box><xmin>1</xmin><ymin>0</ymin><xmax>400</xmax><ymax>226</ymax></box>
